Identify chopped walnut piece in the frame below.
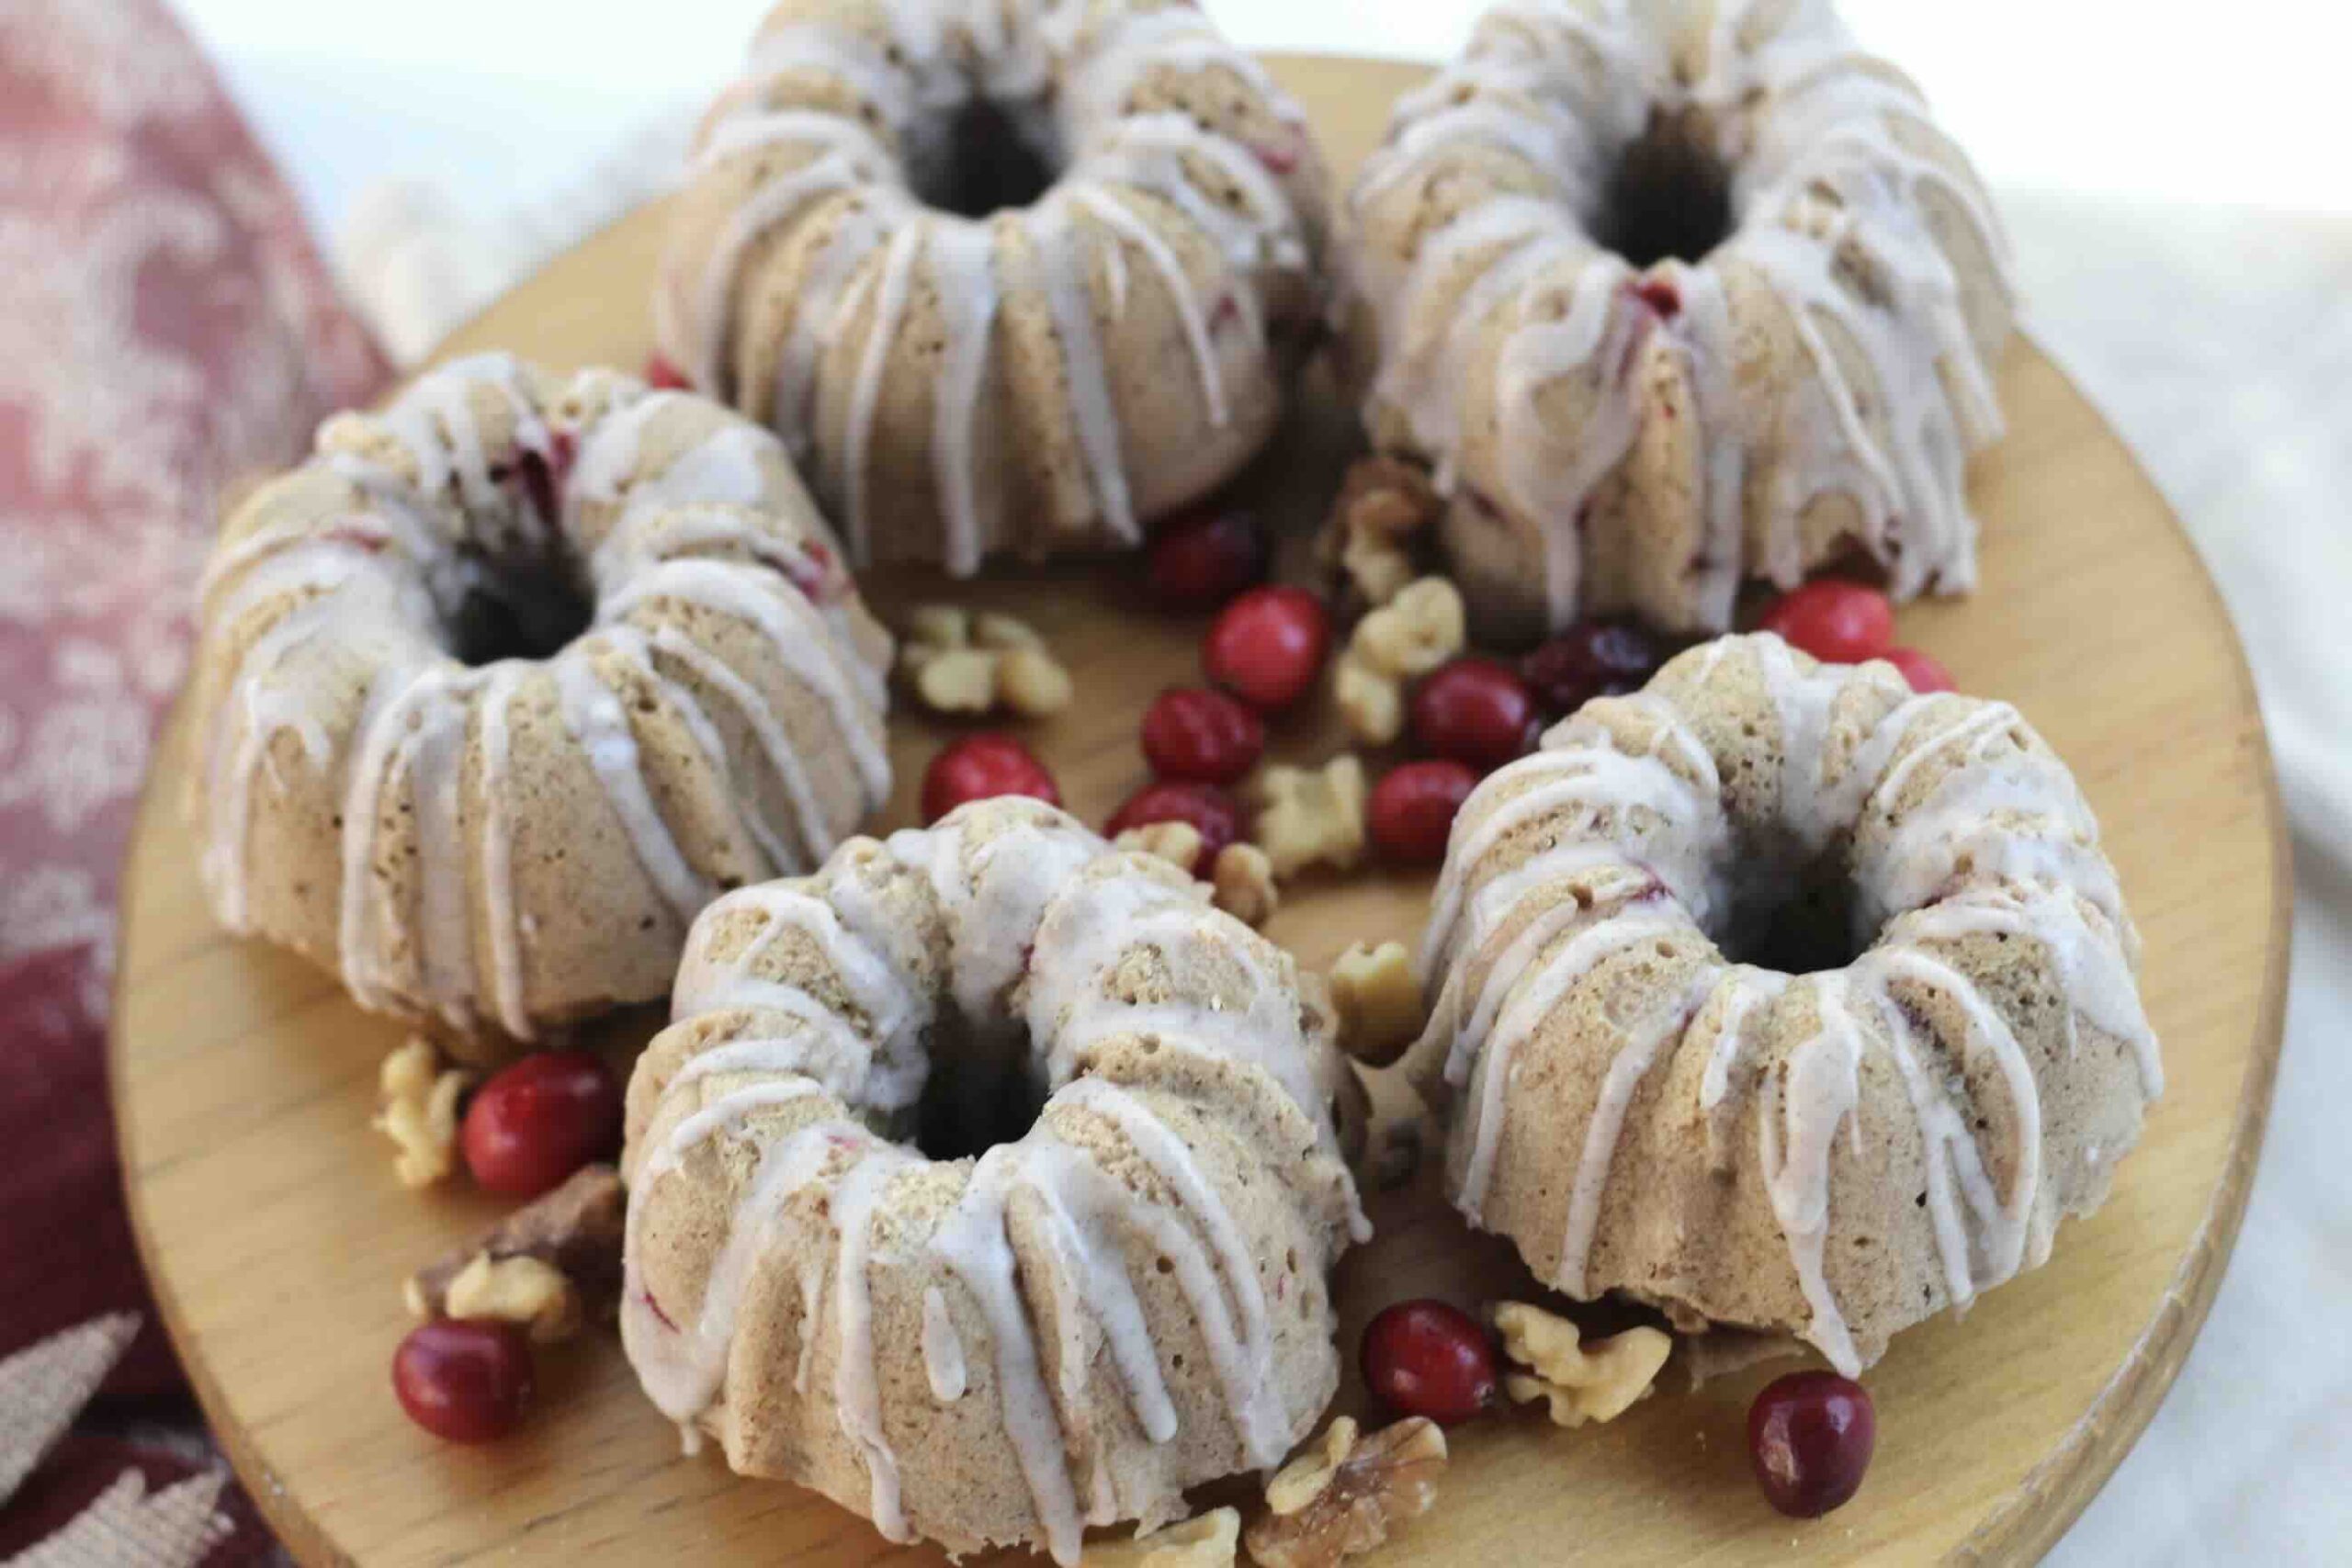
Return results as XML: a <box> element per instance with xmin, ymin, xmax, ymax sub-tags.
<box><xmin>914</xmin><ymin>648</ymin><xmax>1001</xmax><ymax>714</ymax></box>
<box><xmin>1250</xmin><ymin>756</ymin><xmax>1367</xmax><ymax>879</ymax></box>
<box><xmin>901</xmin><ymin>604</ymin><xmax>1074</xmax><ymax>717</ymax></box>
<box><xmin>373</xmin><ymin>1036</ymin><xmax>473</xmax><ymax>1190</ymax></box>
<box><xmin>1331</xmin><ymin>657</ymin><xmax>1403</xmax><ymax>748</ymax></box>
<box><xmin>904</xmin><ymin>604</ymin><xmax>972</xmax><ymax>656</ymax></box>
<box><xmin>1209</xmin><ymin>842</ymin><xmax>1279</xmax><ymax>928</ymax></box>
<box><xmin>971</xmin><ymin>610</ymin><xmax>1044</xmax><ymax>650</ymax></box>
<box><xmin>407</xmin><ymin>1163</ymin><xmax>628</xmax><ymax>1327</ymax></box>
<box><xmin>1352</xmin><ymin>578</ymin><xmax>1465</xmax><ymax>680</ymax></box>
<box><xmin>1319</xmin><ymin>457</ymin><xmax>1441</xmax><ymax>607</ymax></box>
<box><xmin>1332</xmin><ymin>578</ymin><xmax>1463</xmax><ymax>746</ymax></box>
<box><xmin>1493</xmin><ymin>1302</ymin><xmax>1672</xmax><ymax>1427</ymax></box>
<box><xmin>998</xmin><ymin>645</ymin><xmax>1074</xmax><ymax>716</ymax></box>
<box><xmin>440</xmin><ymin>1252</ymin><xmax>582</xmax><ymax>1343</ymax></box>
<box><xmin>1082</xmin><ymin>1506</ymin><xmax>1239</xmax><ymax>1568</ymax></box>
<box><xmin>1114</xmin><ymin>819</ymin><xmax>1205</xmax><ymax>874</ymax></box>
<box><xmin>1245</xmin><ymin>1416</ymin><xmax>1446</xmax><ymax>1568</ymax></box>
<box><xmin>1328</xmin><ymin>942</ymin><xmax>1423</xmax><ymax>1066</ymax></box>
<box><xmin>1340</xmin><ymin>534</ymin><xmax>1418</xmax><ymax>608</ymax></box>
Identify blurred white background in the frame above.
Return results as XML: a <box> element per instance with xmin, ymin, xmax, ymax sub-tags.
<box><xmin>175</xmin><ymin>2</ymin><xmax>2352</xmax><ymax>1563</ymax></box>
<box><xmin>182</xmin><ymin>1</ymin><xmax>2349</xmax><ymax>267</ymax></box>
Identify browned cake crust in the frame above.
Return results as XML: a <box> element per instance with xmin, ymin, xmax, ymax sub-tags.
<box><xmin>621</xmin><ymin>798</ymin><xmax>1367</xmax><ymax>1563</ymax></box>
<box><xmin>659</xmin><ymin>0</ymin><xmax>1332</xmax><ymax>574</ymax></box>
<box><xmin>1411</xmin><ymin>634</ymin><xmax>2159</xmax><ymax>1372</ymax></box>
<box><xmin>1336</xmin><ymin>0</ymin><xmax>2014</xmax><ymax>644</ymax></box>
<box><xmin>187</xmin><ymin>355</ymin><xmax>893</xmax><ymax>1060</ymax></box>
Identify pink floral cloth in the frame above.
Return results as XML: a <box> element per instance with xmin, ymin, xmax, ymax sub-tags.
<box><xmin>0</xmin><ymin>0</ymin><xmax>389</xmax><ymax>1559</ymax></box>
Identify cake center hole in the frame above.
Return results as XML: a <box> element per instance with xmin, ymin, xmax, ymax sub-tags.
<box><xmin>443</xmin><ymin>452</ymin><xmax>593</xmax><ymax>665</ymax></box>
<box><xmin>1716</xmin><ymin>855</ymin><xmax>1868</xmax><ymax>976</ymax></box>
<box><xmin>1602</xmin><ymin>107</ymin><xmax>1734</xmax><ymax>268</ymax></box>
<box><xmin>913</xmin><ymin>95</ymin><xmax>1059</xmax><ymax>220</ymax></box>
<box><xmin>913</xmin><ymin>1027</ymin><xmax>1048</xmax><ymax>1161</ymax></box>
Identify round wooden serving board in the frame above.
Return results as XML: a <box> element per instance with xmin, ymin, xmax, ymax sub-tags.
<box><xmin>115</xmin><ymin>52</ymin><xmax>2289</xmax><ymax>1568</ymax></box>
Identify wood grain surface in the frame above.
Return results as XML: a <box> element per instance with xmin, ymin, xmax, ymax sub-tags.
<box><xmin>113</xmin><ymin>53</ymin><xmax>2290</xmax><ymax>1568</ymax></box>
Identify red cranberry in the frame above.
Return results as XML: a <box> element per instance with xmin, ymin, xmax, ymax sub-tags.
<box><xmin>1368</xmin><ymin>761</ymin><xmax>1478</xmax><ymax>866</ymax></box>
<box><xmin>1748</xmin><ymin>1371</ymin><xmax>1876</xmax><ymax>1518</ymax></box>
<box><xmin>1140</xmin><ymin>686</ymin><xmax>1265</xmax><ymax>785</ymax></box>
<box><xmin>393</xmin><ymin>1319</ymin><xmax>535</xmax><ymax>1443</ymax></box>
<box><xmin>1145</xmin><ymin>508</ymin><xmax>1267</xmax><ymax>612</ymax></box>
<box><xmin>1103</xmin><ymin>781</ymin><xmax>1241</xmax><ymax>873</ymax></box>
<box><xmin>1410</xmin><ymin>658</ymin><xmax>1538</xmax><ymax>772</ymax></box>
<box><xmin>461</xmin><ymin>1050</ymin><xmax>622</xmax><ymax>1200</ymax></box>
<box><xmin>921</xmin><ymin>734</ymin><xmax>1061</xmax><ymax>825</ymax></box>
<box><xmin>645</xmin><ymin>355</ymin><xmax>692</xmax><ymax>391</ymax></box>
<box><xmin>1250</xmin><ymin>136</ymin><xmax>1302</xmax><ymax>175</ymax></box>
<box><xmin>1634</xmin><ymin>277</ymin><xmax>1682</xmax><ymax>319</ymax></box>
<box><xmin>1204</xmin><ymin>585</ymin><xmax>1332</xmax><ymax>713</ymax></box>
<box><xmin>1521</xmin><ymin>620</ymin><xmax>1665</xmax><ymax>717</ymax></box>
<box><xmin>1360</xmin><ymin>1300</ymin><xmax>1498</xmax><ymax>1427</ymax></box>
<box><xmin>1757</xmin><ymin>580</ymin><xmax>1894</xmax><ymax>665</ymax></box>
<box><xmin>1881</xmin><ymin>646</ymin><xmax>1954</xmax><ymax>694</ymax></box>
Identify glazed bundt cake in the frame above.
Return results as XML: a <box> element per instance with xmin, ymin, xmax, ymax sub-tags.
<box><xmin>620</xmin><ymin>797</ymin><xmax>1366</xmax><ymax>1562</ymax></box>
<box><xmin>1410</xmin><ymin>633</ymin><xmax>2158</xmax><ymax>1373</ymax></box>
<box><xmin>657</xmin><ymin>0</ymin><xmax>1329</xmax><ymax>574</ymax></box>
<box><xmin>1337</xmin><ymin>0</ymin><xmax>2014</xmax><ymax>644</ymax></box>
<box><xmin>187</xmin><ymin>354</ymin><xmax>893</xmax><ymax>1058</ymax></box>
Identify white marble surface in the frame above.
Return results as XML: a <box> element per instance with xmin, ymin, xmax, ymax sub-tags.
<box><xmin>175</xmin><ymin>2</ymin><xmax>2350</xmax><ymax>1560</ymax></box>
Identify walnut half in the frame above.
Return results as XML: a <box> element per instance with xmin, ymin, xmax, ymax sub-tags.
<box><xmin>899</xmin><ymin>604</ymin><xmax>1074</xmax><ymax>717</ymax></box>
<box><xmin>406</xmin><ymin>1163</ymin><xmax>627</xmax><ymax>1329</ymax></box>
<box><xmin>1327</xmin><ymin>941</ymin><xmax>1423</xmax><ymax>1066</ymax></box>
<box><xmin>1081</xmin><ymin>1506</ymin><xmax>1238</xmax><ymax>1568</ymax></box>
<box><xmin>1244</xmin><ymin>1416</ymin><xmax>1446</xmax><ymax>1568</ymax></box>
<box><xmin>1114</xmin><ymin>820</ymin><xmax>1206</xmax><ymax>874</ymax></box>
<box><xmin>1250</xmin><ymin>756</ymin><xmax>1367</xmax><ymax>880</ymax></box>
<box><xmin>436</xmin><ymin>1253</ymin><xmax>582</xmax><ymax>1343</ymax></box>
<box><xmin>1334</xmin><ymin>578</ymin><xmax>1464</xmax><ymax>747</ymax></box>
<box><xmin>373</xmin><ymin>1036</ymin><xmax>474</xmax><ymax>1190</ymax></box>
<box><xmin>1318</xmin><ymin>456</ymin><xmax>1441</xmax><ymax>609</ymax></box>
<box><xmin>1209</xmin><ymin>842</ymin><xmax>1279</xmax><ymax>928</ymax></box>
<box><xmin>1493</xmin><ymin>1302</ymin><xmax>1672</xmax><ymax>1427</ymax></box>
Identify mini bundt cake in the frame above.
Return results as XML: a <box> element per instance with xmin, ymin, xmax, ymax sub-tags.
<box><xmin>657</xmin><ymin>0</ymin><xmax>1329</xmax><ymax>574</ymax></box>
<box><xmin>620</xmin><ymin>797</ymin><xmax>1367</xmax><ymax>1562</ymax></box>
<box><xmin>1337</xmin><ymin>0</ymin><xmax>2014</xmax><ymax>644</ymax></box>
<box><xmin>1410</xmin><ymin>633</ymin><xmax>2159</xmax><ymax>1373</ymax></box>
<box><xmin>187</xmin><ymin>354</ymin><xmax>893</xmax><ymax>1058</ymax></box>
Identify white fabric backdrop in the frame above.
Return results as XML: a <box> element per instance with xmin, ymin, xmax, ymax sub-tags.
<box><xmin>174</xmin><ymin>2</ymin><xmax>2352</xmax><ymax>1561</ymax></box>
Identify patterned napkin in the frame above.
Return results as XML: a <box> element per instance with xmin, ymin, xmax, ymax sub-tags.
<box><xmin>0</xmin><ymin>0</ymin><xmax>389</xmax><ymax>1560</ymax></box>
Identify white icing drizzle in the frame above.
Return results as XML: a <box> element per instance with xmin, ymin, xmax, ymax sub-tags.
<box><xmin>550</xmin><ymin>643</ymin><xmax>712</xmax><ymax>919</ymax></box>
<box><xmin>624</xmin><ymin>1110</ymin><xmax>855</xmax><ymax>1430</ymax></box>
<box><xmin>1419</xmin><ymin>634</ymin><xmax>2159</xmax><ymax>1374</ymax></box>
<box><xmin>1343</xmin><ymin>0</ymin><xmax>2014</xmax><ymax>630</ymax></box>
<box><xmin>674</xmin><ymin>880</ymin><xmax>932</xmax><ymax>1111</ymax></box>
<box><xmin>191</xmin><ymin>358</ymin><xmax>892</xmax><ymax>1041</ymax></box>
<box><xmin>920</xmin><ymin>1285</ymin><xmax>967</xmax><ymax>1402</ymax></box>
<box><xmin>1023</xmin><ymin>195</ymin><xmax>1136</xmax><ymax>543</ymax></box>
<box><xmin>598</xmin><ymin>556</ymin><xmax>891</xmax><ymax>802</ymax></box>
<box><xmin>1556</xmin><ymin>964</ymin><xmax>1722</xmax><ymax>1294</ymax></box>
<box><xmin>471</xmin><ymin>661</ymin><xmax>534</xmax><ymax>1037</ymax></box>
<box><xmin>831</xmin><ymin>1146</ymin><xmax>921</xmax><ymax>1542</ymax></box>
<box><xmin>926</xmin><ymin>218</ymin><xmax>1004</xmax><ymax>575</ymax></box>
<box><xmin>684</xmin><ymin>121</ymin><xmax>893</xmax><ymax>397</ymax></box>
<box><xmin>1067</xmin><ymin>185</ymin><xmax>1228</xmax><ymax>427</ymax></box>
<box><xmin>621</xmin><ymin>803</ymin><xmax>1364</xmax><ymax>1565</ymax></box>
<box><xmin>842</xmin><ymin>221</ymin><xmax>929</xmax><ymax>563</ymax></box>
<box><xmin>669</xmin><ymin>0</ymin><xmax>1311</xmax><ymax>574</ymax></box>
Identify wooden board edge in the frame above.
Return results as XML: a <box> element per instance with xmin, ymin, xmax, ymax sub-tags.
<box><xmin>110</xmin><ymin>708</ymin><xmax>360</xmax><ymax>1568</ymax></box>
<box><xmin>109</xmin><ymin>99</ymin><xmax>2299</xmax><ymax>1562</ymax></box>
<box><xmin>1950</xmin><ymin>380</ymin><xmax>2298</xmax><ymax>1562</ymax></box>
